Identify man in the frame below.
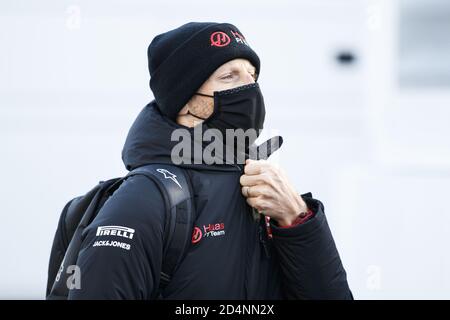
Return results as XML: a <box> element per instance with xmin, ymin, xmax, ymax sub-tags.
<box><xmin>69</xmin><ymin>22</ymin><xmax>352</xmax><ymax>299</ymax></box>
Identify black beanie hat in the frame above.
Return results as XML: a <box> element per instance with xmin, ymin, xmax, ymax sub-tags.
<box><xmin>147</xmin><ymin>22</ymin><xmax>261</xmax><ymax>119</ymax></box>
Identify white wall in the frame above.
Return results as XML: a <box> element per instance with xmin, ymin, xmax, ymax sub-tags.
<box><xmin>1</xmin><ymin>0</ymin><xmax>449</xmax><ymax>299</ymax></box>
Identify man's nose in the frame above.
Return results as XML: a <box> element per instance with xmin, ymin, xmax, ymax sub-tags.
<box><xmin>241</xmin><ymin>71</ymin><xmax>256</xmax><ymax>85</ymax></box>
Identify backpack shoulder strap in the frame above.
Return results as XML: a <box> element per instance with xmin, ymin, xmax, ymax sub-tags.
<box><xmin>47</xmin><ymin>177</ymin><xmax>123</xmax><ymax>299</ymax></box>
<box><xmin>47</xmin><ymin>164</ymin><xmax>194</xmax><ymax>300</ymax></box>
<box><xmin>126</xmin><ymin>164</ymin><xmax>195</xmax><ymax>294</ymax></box>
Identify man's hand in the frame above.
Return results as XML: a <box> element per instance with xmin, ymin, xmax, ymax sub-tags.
<box><xmin>240</xmin><ymin>159</ymin><xmax>308</xmax><ymax>227</ymax></box>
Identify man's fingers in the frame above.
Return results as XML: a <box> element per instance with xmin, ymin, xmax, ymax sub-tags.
<box><xmin>246</xmin><ymin>195</ymin><xmax>271</xmax><ymax>213</ymax></box>
<box><xmin>244</xmin><ymin>159</ymin><xmax>271</xmax><ymax>175</ymax></box>
<box><xmin>241</xmin><ymin>186</ymin><xmax>248</xmax><ymax>197</ymax></box>
<box><xmin>240</xmin><ymin>173</ymin><xmax>267</xmax><ymax>187</ymax></box>
<box><xmin>246</xmin><ymin>196</ymin><xmax>264</xmax><ymax>211</ymax></box>
<box><xmin>244</xmin><ymin>160</ymin><xmax>260</xmax><ymax>175</ymax></box>
<box><xmin>241</xmin><ymin>184</ymin><xmax>270</xmax><ymax>198</ymax></box>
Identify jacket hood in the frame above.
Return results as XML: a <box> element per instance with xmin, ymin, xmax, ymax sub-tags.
<box><xmin>122</xmin><ymin>101</ymin><xmax>243</xmax><ymax>172</ymax></box>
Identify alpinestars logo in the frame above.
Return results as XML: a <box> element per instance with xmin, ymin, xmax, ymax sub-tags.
<box><xmin>191</xmin><ymin>222</ymin><xmax>226</xmax><ymax>244</ymax></box>
<box><xmin>156</xmin><ymin>168</ymin><xmax>182</xmax><ymax>188</ymax></box>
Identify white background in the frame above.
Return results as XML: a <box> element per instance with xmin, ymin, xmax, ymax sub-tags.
<box><xmin>1</xmin><ymin>0</ymin><xmax>449</xmax><ymax>299</ymax></box>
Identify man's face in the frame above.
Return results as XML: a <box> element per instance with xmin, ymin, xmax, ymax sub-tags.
<box><xmin>177</xmin><ymin>58</ymin><xmax>257</xmax><ymax>125</ymax></box>
<box><xmin>200</xmin><ymin>58</ymin><xmax>257</xmax><ymax>93</ymax></box>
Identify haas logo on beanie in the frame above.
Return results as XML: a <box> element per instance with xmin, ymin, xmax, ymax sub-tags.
<box><xmin>210</xmin><ymin>30</ymin><xmax>249</xmax><ymax>47</ymax></box>
<box><xmin>231</xmin><ymin>30</ymin><xmax>249</xmax><ymax>46</ymax></box>
<box><xmin>210</xmin><ymin>31</ymin><xmax>230</xmax><ymax>47</ymax></box>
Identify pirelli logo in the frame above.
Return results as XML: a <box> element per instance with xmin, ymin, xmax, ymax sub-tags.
<box><xmin>96</xmin><ymin>226</ymin><xmax>135</xmax><ymax>239</ymax></box>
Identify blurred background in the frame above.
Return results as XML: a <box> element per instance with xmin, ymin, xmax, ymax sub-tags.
<box><xmin>1</xmin><ymin>0</ymin><xmax>449</xmax><ymax>299</ymax></box>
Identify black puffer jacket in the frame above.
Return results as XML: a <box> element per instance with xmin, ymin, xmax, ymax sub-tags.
<box><xmin>68</xmin><ymin>102</ymin><xmax>353</xmax><ymax>300</ymax></box>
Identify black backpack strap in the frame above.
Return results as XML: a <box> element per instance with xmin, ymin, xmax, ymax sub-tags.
<box><xmin>47</xmin><ymin>164</ymin><xmax>194</xmax><ymax>300</ymax></box>
<box><xmin>125</xmin><ymin>164</ymin><xmax>195</xmax><ymax>294</ymax></box>
<box><xmin>46</xmin><ymin>197</ymin><xmax>77</xmax><ymax>297</ymax></box>
<box><xmin>47</xmin><ymin>178</ymin><xmax>123</xmax><ymax>299</ymax></box>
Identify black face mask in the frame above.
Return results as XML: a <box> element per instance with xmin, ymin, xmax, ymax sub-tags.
<box><xmin>188</xmin><ymin>82</ymin><xmax>266</xmax><ymax>136</ymax></box>
<box><xmin>187</xmin><ymin>83</ymin><xmax>283</xmax><ymax>164</ymax></box>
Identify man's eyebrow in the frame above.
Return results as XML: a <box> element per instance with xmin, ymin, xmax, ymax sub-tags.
<box><xmin>233</xmin><ymin>65</ymin><xmax>256</xmax><ymax>73</ymax></box>
<box><xmin>215</xmin><ymin>65</ymin><xmax>256</xmax><ymax>75</ymax></box>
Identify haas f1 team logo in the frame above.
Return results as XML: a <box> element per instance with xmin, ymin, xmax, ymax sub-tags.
<box><xmin>210</xmin><ymin>30</ymin><xmax>249</xmax><ymax>47</ymax></box>
<box><xmin>230</xmin><ymin>30</ymin><xmax>249</xmax><ymax>46</ymax></box>
<box><xmin>210</xmin><ymin>31</ymin><xmax>230</xmax><ymax>47</ymax></box>
<box><xmin>191</xmin><ymin>222</ymin><xmax>226</xmax><ymax>244</ymax></box>
<box><xmin>191</xmin><ymin>227</ymin><xmax>203</xmax><ymax>244</ymax></box>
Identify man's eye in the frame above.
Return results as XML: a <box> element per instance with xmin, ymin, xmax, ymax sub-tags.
<box><xmin>221</xmin><ymin>74</ymin><xmax>233</xmax><ymax>80</ymax></box>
